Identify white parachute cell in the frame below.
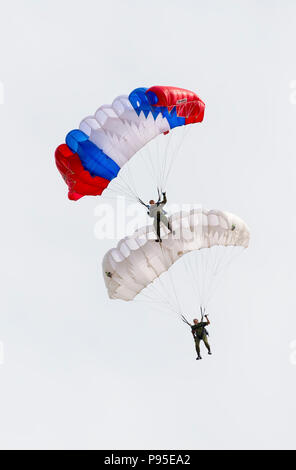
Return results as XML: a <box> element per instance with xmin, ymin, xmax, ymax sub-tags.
<box><xmin>79</xmin><ymin>95</ymin><xmax>170</xmax><ymax>169</ymax></box>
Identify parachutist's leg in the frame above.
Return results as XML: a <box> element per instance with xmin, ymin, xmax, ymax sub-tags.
<box><xmin>203</xmin><ymin>336</ymin><xmax>212</xmax><ymax>355</ymax></box>
<box><xmin>163</xmin><ymin>216</ymin><xmax>175</xmax><ymax>235</ymax></box>
<box><xmin>195</xmin><ymin>338</ymin><xmax>202</xmax><ymax>359</ymax></box>
<box><xmin>155</xmin><ymin>212</ymin><xmax>162</xmax><ymax>242</ymax></box>
<box><xmin>153</xmin><ymin>217</ymin><xmax>160</xmax><ymax>242</ymax></box>
<box><xmin>160</xmin><ymin>214</ymin><xmax>174</xmax><ymax>235</ymax></box>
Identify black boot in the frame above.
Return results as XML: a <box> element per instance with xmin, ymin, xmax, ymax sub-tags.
<box><xmin>196</xmin><ymin>356</ymin><xmax>202</xmax><ymax>360</ymax></box>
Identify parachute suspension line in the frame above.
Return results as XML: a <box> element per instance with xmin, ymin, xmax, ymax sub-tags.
<box><xmin>125</xmin><ymin>156</ymin><xmax>144</xmax><ymax>200</ymax></box>
<box><xmin>139</xmin><ymin>120</ymin><xmax>165</xmax><ymax>193</ymax></box>
<box><xmin>148</xmin><ymin>276</ymin><xmax>180</xmax><ymax>314</ymax></box>
<box><xmin>183</xmin><ymin>240</ymin><xmax>220</xmax><ymax>313</ymax></box>
<box><xmin>158</xmin><ymin>130</ymin><xmax>174</xmax><ymax>192</ymax></box>
<box><xmin>146</xmin><ymin>120</ymin><xmax>172</xmax><ymax>193</ymax></box>
<box><xmin>137</xmin><ymin>292</ymin><xmax>173</xmax><ymax>307</ymax></box>
<box><xmin>199</xmin><ymin>247</ymin><xmax>207</xmax><ymax>309</ymax></box>
<box><xmin>195</xmin><ymin>245</ymin><xmax>207</xmax><ymax>309</ymax></box>
<box><xmin>160</xmin><ymin>103</ymin><xmax>195</xmax><ymax>191</ymax></box>
<box><xmin>207</xmin><ymin>245</ymin><xmax>237</xmax><ymax>304</ymax></box>
<box><xmin>104</xmin><ymin>179</ymin><xmax>140</xmax><ymax>203</ymax></box>
<box><xmin>126</xmin><ymin>126</ymin><xmax>163</xmax><ymax>201</ymax></box>
<box><xmin>108</xmin><ymin>131</ymin><xmax>162</xmax><ymax>202</ymax></box>
<box><xmin>136</xmin><ymin>145</ymin><xmax>158</xmax><ymax>190</ymax></box>
<box><xmin>117</xmin><ymin>162</ymin><xmax>141</xmax><ymax>201</ymax></box>
<box><xmin>154</xmin><ymin>257</ymin><xmax>181</xmax><ymax>315</ymax></box>
<box><xmin>141</xmin><ymin>270</ymin><xmax>174</xmax><ymax>310</ymax></box>
<box><xmin>106</xmin><ymin>116</ymin><xmax>193</xmax><ymax>204</ymax></box>
<box><xmin>142</xmin><ymin>246</ymin><xmax>178</xmax><ymax>311</ymax></box>
<box><xmin>137</xmin><ymin>139</ymin><xmax>157</xmax><ymax>186</ymax></box>
<box><xmin>137</xmin><ymin>290</ymin><xmax>178</xmax><ymax>312</ymax></box>
<box><xmin>160</xmin><ymin>130</ymin><xmax>180</xmax><ymax>191</ymax></box>
<box><xmin>187</xmin><ymin>248</ymin><xmax>207</xmax><ymax>312</ymax></box>
<box><xmin>183</xmin><ymin>252</ymin><xmax>204</xmax><ymax>317</ymax></box>
<box><xmin>106</xmin><ymin>179</ymin><xmax>138</xmax><ymax>202</ymax></box>
<box><xmin>199</xmin><ymin>246</ymin><xmax>227</xmax><ymax>310</ymax></box>
<box><xmin>202</xmin><ymin>244</ymin><xmax>221</xmax><ymax>307</ymax></box>
<box><xmin>162</xmin><ymin>125</ymin><xmax>191</xmax><ymax>190</ymax></box>
<box><xmin>138</xmin><ymin>237</ymin><xmax>181</xmax><ymax>316</ymax></box>
<box><xmin>106</xmin><ymin>163</ymin><xmax>140</xmax><ymax>202</ymax></box>
<box><xmin>180</xmin><ymin>313</ymin><xmax>192</xmax><ymax>328</ymax></box>
<box><xmin>153</xmin><ymin>126</ymin><xmax>162</xmax><ymax>191</ymax></box>
<box><xmin>203</xmin><ymin>243</ymin><xmax>215</xmax><ymax>308</ymax></box>
<box><xmin>158</xmin><ymin>242</ymin><xmax>184</xmax><ymax>320</ymax></box>
<box><xmin>207</xmin><ymin>231</ymin><xmax>242</xmax><ymax>289</ymax></box>
<box><xmin>135</xmin><ymin>238</ymin><xmax>180</xmax><ymax>315</ymax></box>
<box><xmin>204</xmin><ymin>246</ymin><xmax>245</xmax><ymax>307</ymax></box>
<box><xmin>102</xmin><ymin>185</ymin><xmax>133</xmax><ymax>202</ymax></box>
<box><xmin>152</xmin><ymin>125</ymin><xmax>170</xmax><ymax>195</ymax></box>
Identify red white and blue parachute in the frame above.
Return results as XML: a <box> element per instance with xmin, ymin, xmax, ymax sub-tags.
<box><xmin>55</xmin><ymin>86</ymin><xmax>205</xmax><ymax>201</ymax></box>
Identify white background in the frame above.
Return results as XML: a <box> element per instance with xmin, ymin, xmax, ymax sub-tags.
<box><xmin>0</xmin><ymin>0</ymin><xmax>296</xmax><ymax>450</ymax></box>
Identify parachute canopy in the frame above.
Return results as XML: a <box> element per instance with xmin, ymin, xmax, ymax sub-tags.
<box><xmin>102</xmin><ymin>209</ymin><xmax>250</xmax><ymax>304</ymax></box>
<box><xmin>55</xmin><ymin>86</ymin><xmax>205</xmax><ymax>201</ymax></box>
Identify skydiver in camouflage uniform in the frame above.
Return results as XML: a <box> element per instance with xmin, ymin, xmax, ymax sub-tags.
<box><xmin>191</xmin><ymin>315</ymin><xmax>212</xmax><ymax>360</ymax></box>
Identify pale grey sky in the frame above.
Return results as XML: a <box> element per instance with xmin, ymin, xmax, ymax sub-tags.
<box><xmin>0</xmin><ymin>0</ymin><xmax>296</xmax><ymax>450</ymax></box>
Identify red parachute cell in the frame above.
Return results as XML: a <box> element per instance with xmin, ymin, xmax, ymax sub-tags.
<box><xmin>55</xmin><ymin>144</ymin><xmax>110</xmax><ymax>201</ymax></box>
<box><xmin>146</xmin><ymin>86</ymin><xmax>205</xmax><ymax>125</ymax></box>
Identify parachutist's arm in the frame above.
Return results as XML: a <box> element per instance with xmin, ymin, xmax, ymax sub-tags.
<box><xmin>205</xmin><ymin>315</ymin><xmax>210</xmax><ymax>325</ymax></box>
<box><xmin>138</xmin><ymin>197</ymin><xmax>149</xmax><ymax>209</ymax></box>
<box><xmin>157</xmin><ymin>188</ymin><xmax>161</xmax><ymax>204</ymax></box>
<box><xmin>158</xmin><ymin>192</ymin><xmax>167</xmax><ymax>207</ymax></box>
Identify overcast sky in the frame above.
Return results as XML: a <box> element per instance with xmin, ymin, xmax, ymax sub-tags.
<box><xmin>0</xmin><ymin>0</ymin><xmax>296</xmax><ymax>450</ymax></box>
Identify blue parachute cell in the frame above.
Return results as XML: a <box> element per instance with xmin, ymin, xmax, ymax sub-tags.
<box><xmin>66</xmin><ymin>129</ymin><xmax>120</xmax><ymax>181</ymax></box>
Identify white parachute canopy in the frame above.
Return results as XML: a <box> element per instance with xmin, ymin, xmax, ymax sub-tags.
<box><xmin>102</xmin><ymin>208</ymin><xmax>250</xmax><ymax>318</ymax></box>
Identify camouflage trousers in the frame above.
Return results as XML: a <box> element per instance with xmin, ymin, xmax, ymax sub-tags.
<box><xmin>195</xmin><ymin>335</ymin><xmax>211</xmax><ymax>356</ymax></box>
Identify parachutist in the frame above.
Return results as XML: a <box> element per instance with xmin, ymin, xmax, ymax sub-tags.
<box><xmin>191</xmin><ymin>315</ymin><xmax>212</xmax><ymax>359</ymax></box>
<box><xmin>144</xmin><ymin>192</ymin><xmax>173</xmax><ymax>242</ymax></box>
